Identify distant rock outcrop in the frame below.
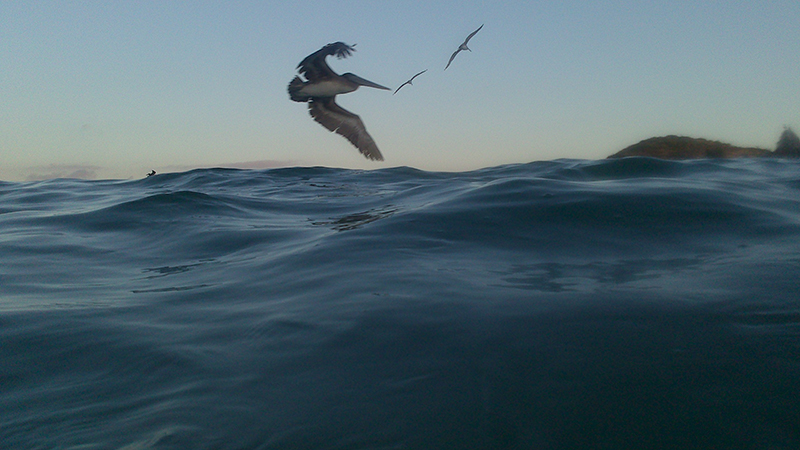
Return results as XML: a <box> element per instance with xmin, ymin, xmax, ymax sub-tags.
<box><xmin>608</xmin><ymin>135</ymin><xmax>771</xmax><ymax>159</ymax></box>
<box><xmin>774</xmin><ymin>126</ymin><xmax>800</xmax><ymax>157</ymax></box>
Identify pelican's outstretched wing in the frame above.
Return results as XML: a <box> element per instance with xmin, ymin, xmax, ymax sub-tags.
<box><xmin>308</xmin><ymin>97</ymin><xmax>384</xmax><ymax>161</ymax></box>
<box><xmin>297</xmin><ymin>42</ymin><xmax>356</xmax><ymax>82</ymax></box>
<box><xmin>393</xmin><ymin>69</ymin><xmax>427</xmax><ymax>95</ymax></box>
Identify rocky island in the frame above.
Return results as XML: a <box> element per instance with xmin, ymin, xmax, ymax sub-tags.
<box><xmin>608</xmin><ymin>127</ymin><xmax>800</xmax><ymax>159</ymax></box>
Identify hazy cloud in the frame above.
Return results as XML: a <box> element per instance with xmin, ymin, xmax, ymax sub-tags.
<box><xmin>161</xmin><ymin>160</ymin><xmax>298</xmax><ymax>173</ymax></box>
<box><xmin>24</xmin><ymin>165</ymin><xmax>100</xmax><ymax>181</ymax></box>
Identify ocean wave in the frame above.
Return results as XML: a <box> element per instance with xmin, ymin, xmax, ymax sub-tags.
<box><xmin>2</xmin><ymin>158</ymin><xmax>799</xmax><ymax>448</ymax></box>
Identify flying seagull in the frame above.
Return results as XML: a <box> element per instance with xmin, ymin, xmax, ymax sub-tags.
<box><xmin>444</xmin><ymin>24</ymin><xmax>484</xmax><ymax>70</ymax></box>
<box><xmin>288</xmin><ymin>42</ymin><xmax>390</xmax><ymax>161</ymax></box>
<box><xmin>393</xmin><ymin>69</ymin><xmax>427</xmax><ymax>95</ymax></box>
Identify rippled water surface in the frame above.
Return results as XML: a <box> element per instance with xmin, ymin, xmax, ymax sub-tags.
<box><xmin>2</xmin><ymin>158</ymin><xmax>799</xmax><ymax>449</ymax></box>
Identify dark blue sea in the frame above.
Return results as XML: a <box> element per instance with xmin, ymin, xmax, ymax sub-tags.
<box><xmin>2</xmin><ymin>158</ymin><xmax>799</xmax><ymax>449</ymax></box>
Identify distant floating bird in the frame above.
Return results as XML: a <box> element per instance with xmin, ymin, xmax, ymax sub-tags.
<box><xmin>146</xmin><ymin>170</ymin><xmax>156</xmax><ymax>177</ymax></box>
<box><xmin>288</xmin><ymin>42</ymin><xmax>390</xmax><ymax>161</ymax></box>
<box><xmin>444</xmin><ymin>24</ymin><xmax>483</xmax><ymax>70</ymax></box>
<box><xmin>393</xmin><ymin>69</ymin><xmax>427</xmax><ymax>95</ymax></box>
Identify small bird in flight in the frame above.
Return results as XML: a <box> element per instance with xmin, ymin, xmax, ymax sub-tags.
<box><xmin>445</xmin><ymin>24</ymin><xmax>483</xmax><ymax>70</ymax></box>
<box><xmin>393</xmin><ymin>69</ymin><xmax>427</xmax><ymax>95</ymax></box>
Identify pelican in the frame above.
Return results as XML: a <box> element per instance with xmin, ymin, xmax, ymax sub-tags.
<box><xmin>288</xmin><ymin>42</ymin><xmax>390</xmax><ymax>161</ymax></box>
<box><xmin>393</xmin><ymin>69</ymin><xmax>427</xmax><ymax>95</ymax></box>
<box><xmin>444</xmin><ymin>24</ymin><xmax>483</xmax><ymax>70</ymax></box>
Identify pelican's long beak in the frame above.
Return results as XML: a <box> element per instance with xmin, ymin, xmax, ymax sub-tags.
<box><xmin>348</xmin><ymin>74</ymin><xmax>391</xmax><ymax>91</ymax></box>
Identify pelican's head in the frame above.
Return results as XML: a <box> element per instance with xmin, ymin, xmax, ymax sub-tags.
<box><xmin>342</xmin><ymin>73</ymin><xmax>390</xmax><ymax>91</ymax></box>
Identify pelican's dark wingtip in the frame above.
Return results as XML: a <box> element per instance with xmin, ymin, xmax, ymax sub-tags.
<box><xmin>331</xmin><ymin>42</ymin><xmax>356</xmax><ymax>59</ymax></box>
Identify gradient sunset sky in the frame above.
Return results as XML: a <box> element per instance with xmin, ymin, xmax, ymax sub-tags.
<box><xmin>2</xmin><ymin>1</ymin><xmax>799</xmax><ymax>181</ymax></box>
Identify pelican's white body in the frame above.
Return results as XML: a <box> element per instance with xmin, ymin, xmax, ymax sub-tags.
<box><xmin>299</xmin><ymin>80</ymin><xmax>357</xmax><ymax>98</ymax></box>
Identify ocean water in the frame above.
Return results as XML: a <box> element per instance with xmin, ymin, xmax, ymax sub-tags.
<box><xmin>1</xmin><ymin>157</ymin><xmax>799</xmax><ymax>449</ymax></box>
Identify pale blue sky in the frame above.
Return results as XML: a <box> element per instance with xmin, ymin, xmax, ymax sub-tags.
<box><xmin>2</xmin><ymin>1</ymin><xmax>799</xmax><ymax>181</ymax></box>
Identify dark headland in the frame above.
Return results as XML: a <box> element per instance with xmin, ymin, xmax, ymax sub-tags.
<box><xmin>608</xmin><ymin>126</ymin><xmax>800</xmax><ymax>159</ymax></box>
